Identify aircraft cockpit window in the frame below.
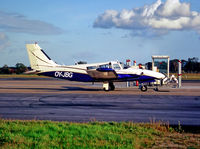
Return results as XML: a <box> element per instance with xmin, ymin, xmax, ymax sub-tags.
<box><xmin>113</xmin><ymin>64</ymin><xmax>121</xmax><ymax>70</ymax></box>
<box><xmin>87</xmin><ymin>66</ymin><xmax>97</xmax><ymax>70</ymax></box>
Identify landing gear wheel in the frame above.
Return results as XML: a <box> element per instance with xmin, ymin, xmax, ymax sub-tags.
<box><xmin>103</xmin><ymin>88</ymin><xmax>109</xmax><ymax>92</ymax></box>
<box><xmin>140</xmin><ymin>85</ymin><xmax>147</xmax><ymax>92</ymax></box>
<box><xmin>109</xmin><ymin>82</ymin><xmax>115</xmax><ymax>91</ymax></box>
<box><xmin>103</xmin><ymin>82</ymin><xmax>115</xmax><ymax>91</ymax></box>
<box><xmin>154</xmin><ymin>87</ymin><xmax>159</xmax><ymax>91</ymax></box>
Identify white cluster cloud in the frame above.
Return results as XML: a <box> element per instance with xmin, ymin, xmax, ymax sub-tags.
<box><xmin>0</xmin><ymin>11</ymin><xmax>63</xmax><ymax>35</ymax></box>
<box><xmin>0</xmin><ymin>32</ymin><xmax>10</xmax><ymax>51</ymax></box>
<box><xmin>94</xmin><ymin>0</ymin><xmax>200</xmax><ymax>35</ymax></box>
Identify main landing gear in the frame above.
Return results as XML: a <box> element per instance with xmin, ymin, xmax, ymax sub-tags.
<box><xmin>102</xmin><ymin>82</ymin><xmax>160</xmax><ymax>92</ymax></box>
<box><xmin>153</xmin><ymin>87</ymin><xmax>159</xmax><ymax>91</ymax></box>
<box><xmin>140</xmin><ymin>85</ymin><xmax>148</xmax><ymax>92</ymax></box>
<box><xmin>139</xmin><ymin>84</ymin><xmax>159</xmax><ymax>92</ymax></box>
<box><xmin>103</xmin><ymin>82</ymin><xmax>115</xmax><ymax>91</ymax></box>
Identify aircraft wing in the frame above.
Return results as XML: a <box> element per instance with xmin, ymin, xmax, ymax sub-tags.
<box><xmin>87</xmin><ymin>68</ymin><xmax>118</xmax><ymax>80</ymax></box>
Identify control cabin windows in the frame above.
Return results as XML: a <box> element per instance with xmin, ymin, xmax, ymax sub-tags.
<box><xmin>87</xmin><ymin>62</ymin><xmax>122</xmax><ymax>70</ymax></box>
<box><xmin>113</xmin><ymin>64</ymin><xmax>121</xmax><ymax>70</ymax></box>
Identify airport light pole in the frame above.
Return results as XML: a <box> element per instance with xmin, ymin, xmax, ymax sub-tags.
<box><xmin>126</xmin><ymin>59</ymin><xmax>131</xmax><ymax>87</ymax></box>
<box><xmin>133</xmin><ymin>60</ymin><xmax>136</xmax><ymax>66</ymax></box>
<box><xmin>178</xmin><ymin>60</ymin><xmax>182</xmax><ymax>88</ymax></box>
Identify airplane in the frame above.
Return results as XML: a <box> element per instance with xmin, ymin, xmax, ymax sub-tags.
<box><xmin>26</xmin><ymin>43</ymin><xmax>168</xmax><ymax>92</ymax></box>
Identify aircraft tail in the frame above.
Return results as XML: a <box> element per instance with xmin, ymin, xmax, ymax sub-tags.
<box><xmin>26</xmin><ymin>43</ymin><xmax>58</xmax><ymax>71</ymax></box>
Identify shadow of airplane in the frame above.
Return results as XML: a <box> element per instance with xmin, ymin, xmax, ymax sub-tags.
<box><xmin>0</xmin><ymin>86</ymin><xmax>102</xmax><ymax>92</ymax></box>
<box><xmin>61</xmin><ymin>86</ymin><xmax>101</xmax><ymax>91</ymax></box>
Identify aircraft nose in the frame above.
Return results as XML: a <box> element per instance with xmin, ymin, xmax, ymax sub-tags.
<box><xmin>160</xmin><ymin>73</ymin><xmax>166</xmax><ymax>79</ymax></box>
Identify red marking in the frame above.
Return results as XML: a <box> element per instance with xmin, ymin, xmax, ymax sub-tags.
<box><xmin>178</xmin><ymin>60</ymin><xmax>182</xmax><ymax>63</ymax></box>
<box><xmin>133</xmin><ymin>60</ymin><xmax>136</xmax><ymax>63</ymax></box>
<box><xmin>136</xmin><ymin>81</ymin><xmax>139</xmax><ymax>86</ymax></box>
<box><xmin>126</xmin><ymin>59</ymin><xmax>131</xmax><ymax>62</ymax></box>
<box><xmin>178</xmin><ymin>74</ymin><xmax>182</xmax><ymax>76</ymax></box>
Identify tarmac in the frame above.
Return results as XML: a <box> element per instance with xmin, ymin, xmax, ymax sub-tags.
<box><xmin>0</xmin><ymin>78</ymin><xmax>200</xmax><ymax>125</ymax></box>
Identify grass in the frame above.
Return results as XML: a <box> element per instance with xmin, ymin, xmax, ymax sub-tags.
<box><xmin>170</xmin><ymin>73</ymin><xmax>200</xmax><ymax>80</ymax></box>
<box><xmin>181</xmin><ymin>73</ymin><xmax>200</xmax><ymax>80</ymax></box>
<box><xmin>0</xmin><ymin>120</ymin><xmax>199</xmax><ymax>148</ymax></box>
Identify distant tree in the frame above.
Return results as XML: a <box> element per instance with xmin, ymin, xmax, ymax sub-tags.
<box><xmin>145</xmin><ymin>62</ymin><xmax>152</xmax><ymax>70</ymax></box>
<box><xmin>159</xmin><ymin>61</ymin><xmax>167</xmax><ymax>70</ymax></box>
<box><xmin>189</xmin><ymin>57</ymin><xmax>199</xmax><ymax>63</ymax></box>
<box><xmin>170</xmin><ymin>59</ymin><xmax>179</xmax><ymax>73</ymax></box>
<box><xmin>181</xmin><ymin>59</ymin><xmax>187</xmax><ymax>73</ymax></box>
<box><xmin>15</xmin><ymin>63</ymin><xmax>27</xmax><ymax>74</ymax></box>
<box><xmin>198</xmin><ymin>63</ymin><xmax>200</xmax><ymax>72</ymax></box>
<box><xmin>184</xmin><ymin>57</ymin><xmax>196</xmax><ymax>73</ymax></box>
<box><xmin>0</xmin><ymin>65</ymin><xmax>11</xmax><ymax>74</ymax></box>
<box><xmin>182</xmin><ymin>57</ymin><xmax>200</xmax><ymax>73</ymax></box>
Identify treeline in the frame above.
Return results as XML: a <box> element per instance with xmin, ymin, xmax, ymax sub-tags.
<box><xmin>0</xmin><ymin>63</ymin><xmax>28</xmax><ymax>74</ymax></box>
<box><xmin>169</xmin><ymin>57</ymin><xmax>200</xmax><ymax>73</ymax></box>
<box><xmin>146</xmin><ymin>57</ymin><xmax>200</xmax><ymax>73</ymax></box>
<box><xmin>1</xmin><ymin>57</ymin><xmax>200</xmax><ymax>74</ymax></box>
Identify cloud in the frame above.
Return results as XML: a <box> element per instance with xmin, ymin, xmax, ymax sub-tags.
<box><xmin>0</xmin><ymin>11</ymin><xmax>63</xmax><ymax>35</ymax></box>
<box><xmin>94</xmin><ymin>0</ymin><xmax>200</xmax><ymax>36</ymax></box>
<box><xmin>0</xmin><ymin>32</ymin><xmax>10</xmax><ymax>51</ymax></box>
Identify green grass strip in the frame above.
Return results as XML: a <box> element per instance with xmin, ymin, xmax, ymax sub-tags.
<box><xmin>0</xmin><ymin>120</ymin><xmax>199</xmax><ymax>148</ymax></box>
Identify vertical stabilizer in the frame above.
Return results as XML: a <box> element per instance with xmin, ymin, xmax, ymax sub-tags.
<box><xmin>26</xmin><ymin>43</ymin><xmax>57</xmax><ymax>71</ymax></box>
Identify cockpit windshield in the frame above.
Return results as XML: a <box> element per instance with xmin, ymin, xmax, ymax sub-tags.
<box><xmin>113</xmin><ymin>64</ymin><xmax>121</xmax><ymax>70</ymax></box>
<box><xmin>87</xmin><ymin>61</ymin><xmax>123</xmax><ymax>70</ymax></box>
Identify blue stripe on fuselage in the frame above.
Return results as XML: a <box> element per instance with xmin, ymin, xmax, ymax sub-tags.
<box><xmin>117</xmin><ymin>74</ymin><xmax>155</xmax><ymax>82</ymax></box>
<box><xmin>39</xmin><ymin>71</ymin><xmax>95</xmax><ymax>82</ymax></box>
<box><xmin>39</xmin><ymin>71</ymin><xmax>156</xmax><ymax>83</ymax></box>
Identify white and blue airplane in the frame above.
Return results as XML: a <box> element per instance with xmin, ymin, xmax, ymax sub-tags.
<box><xmin>26</xmin><ymin>43</ymin><xmax>167</xmax><ymax>91</ymax></box>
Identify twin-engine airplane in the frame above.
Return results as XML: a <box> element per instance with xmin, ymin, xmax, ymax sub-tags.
<box><xmin>26</xmin><ymin>43</ymin><xmax>167</xmax><ymax>92</ymax></box>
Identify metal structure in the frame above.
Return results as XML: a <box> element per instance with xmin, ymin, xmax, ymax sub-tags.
<box><xmin>133</xmin><ymin>60</ymin><xmax>136</xmax><ymax>66</ymax></box>
<box><xmin>178</xmin><ymin>60</ymin><xmax>182</xmax><ymax>88</ymax></box>
<box><xmin>126</xmin><ymin>59</ymin><xmax>131</xmax><ymax>87</ymax></box>
<box><xmin>152</xmin><ymin>55</ymin><xmax>170</xmax><ymax>78</ymax></box>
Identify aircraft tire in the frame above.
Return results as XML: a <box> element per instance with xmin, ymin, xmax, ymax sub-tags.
<box><xmin>110</xmin><ymin>85</ymin><xmax>115</xmax><ymax>91</ymax></box>
<box><xmin>109</xmin><ymin>82</ymin><xmax>115</xmax><ymax>91</ymax></box>
<box><xmin>140</xmin><ymin>85</ymin><xmax>147</xmax><ymax>92</ymax></box>
<box><xmin>154</xmin><ymin>87</ymin><xmax>159</xmax><ymax>91</ymax></box>
<box><xmin>103</xmin><ymin>88</ymin><xmax>109</xmax><ymax>92</ymax></box>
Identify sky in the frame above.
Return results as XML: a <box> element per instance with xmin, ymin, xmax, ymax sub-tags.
<box><xmin>0</xmin><ymin>0</ymin><xmax>200</xmax><ymax>67</ymax></box>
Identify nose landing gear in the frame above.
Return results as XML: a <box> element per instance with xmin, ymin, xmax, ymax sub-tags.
<box><xmin>103</xmin><ymin>82</ymin><xmax>115</xmax><ymax>91</ymax></box>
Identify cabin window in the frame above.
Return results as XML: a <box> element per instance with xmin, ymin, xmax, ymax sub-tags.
<box><xmin>99</xmin><ymin>64</ymin><xmax>110</xmax><ymax>68</ymax></box>
<box><xmin>113</xmin><ymin>64</ymin><xmax>121</xmax><ymax>70</ymax></box>
<box><xmin>87</xmin><ymin>66</ymin><xmax>97</xmax><ymax>70</ymax></box>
